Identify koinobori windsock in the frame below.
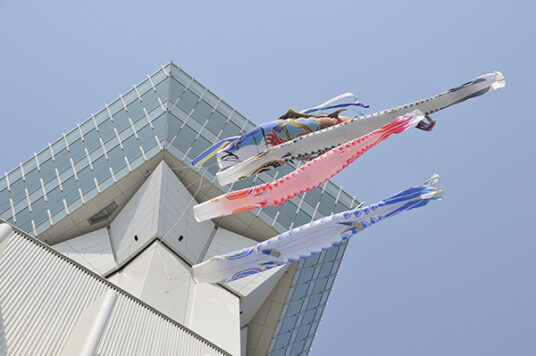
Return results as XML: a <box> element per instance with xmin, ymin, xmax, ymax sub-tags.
<box><xmin>216</xmin><ymin>71</ymin><xmax>505</xmax><ymax>186</ymax></box>
<box><xmin>193</xmin><ymin>110</ymin><xmax>426</xmax><ymax>222</ymax></box>
<box><xmin>192</xmin><ymin>174</ymin><xmax>443</xmax><ymax>283</ymax></box>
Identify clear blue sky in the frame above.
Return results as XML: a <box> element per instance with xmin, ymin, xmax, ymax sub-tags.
<box><xmin>1</xmin><ymin>0</ymin><xmax>534</xmax><ymax>354</ymax></box>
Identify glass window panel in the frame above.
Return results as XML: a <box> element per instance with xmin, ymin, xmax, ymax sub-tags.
<box><xmin>313</xmin><ymin>277</ymin><xmax>328</xmax><ymax>294</ymax></box>
<box><xmin>127</xmin><ymin>99</ymin><xmax>145</xmax><ymax>122</ymax></box>
<box><xmin>262</xmin><ymin>205</ymin><xmax>277</xmax><ymax>218</ymax></box>
<box><xmin>318</xmin><ymin>193</ymin><xmax>335</xmax><ymax>216</ymax></box>
<box><xmin>203</xmin><ymin>90</ymin><xmax>219</xmax><ymax>108</ymax></box>
<box><xmin>122</xmin><ymin>89</ymin><xmax>138</xmax><ymax>105</ymax></box>
<box><xmin>307</xmin><ymin>293</ymin><xmax>322</xmax><ymax>310</ymax></box>
<box><xmin>277</xmin><ymin>204</ymin><xmax>296</xmax><ymax>227</ymax></box>
<box><xmin>221</xmin><ymin>121</ymin><xmax>241</xmax><ymax>138</ymax></box>
<box><xmin>94</xmin><ymin>109</ymin><xmax>110</xmax><ymax>125</ymax></box>
<box><xmin>304</xmin><ymin>187</ymin><xmax>322</xmax><ymax>207</ymax></box>
<box><xmin>319</xmin><ymin>263</ymin><xmax>332</xmax><ymax>278</ymax></box>
<box><xmin>166</xmin><ymin>114</ymin><xmax>182</xmax><ymax>142</ymax></box>
<box><xmin>141</xmin><ymin>90</ymin><xmax>159</xmax><ymax>112</ymax></box>
<box><xmin>189</xmin><ymin>136</ymin><xmax>211</xmax><ymax>158</ymax></box>
<box><xmin>98</xmin><ymin>120</ymin><xmax>116</xmax><ymax>143</ymax></box>
<box><xmin>77</xmin><ymin>167</ymin><xmax>95</xmax><ymax>194</ymax></box>
<box><xmin>80</xmin><ymin>119</ymin><xmax>95</xmax><ymax>133</ymax></box>
<box><xmin>112</xmin><ymin>109</ymin><xmax>131</xmax><ymax>133</ymax></box>
<box><xmin>333</xmin><ymin>201</ymin><xmax>348</xmax><ymax>214</ymax></box>
<box><xmin>172</xmin><ymin>125</ymin><xmax>196</xmax><ymax>153</ymax></box>
<box><xmin>296</xmin><ymin>324</ymin><xmax>311</xmax><ymax>342</ymax></box>
<box><xmin>15</xmin><ymin>207</ymin><xmax>32</xmax><ymax>232</ymax></box>
<box><xmin>31</xmin><ymin>197</ymin><xmax>48</xmax><ymax>225</ymax></box>
<box><xmin>291</xmin><ymin>340</ymin><xmax>305</xmax><ymax>356</ymax></box>
<box><xmin>25</xmin><ymin>169</ymin><xmax>41</xmax><ymax>194</ymax></box>
<box><xmin>324</xmin><ymin>246</ymin><xmax>338</xmax><ymax>262</ymax></box>
<box><xmin>280</xmin><ymin>316</ymin><xmax>297</xmax><ymax>334</ymax></box>
<box><xmin>65</xmin><ymin>128</ymin><xmax>81</xmax><ymax>144</ymax></box>
<box><xmin>273</xmin><ymin>332</ymin><xmax>292</xmax><ymax>351</ymax></box>
<box><xmin>293</xmin><ymin>210</ymin><xmax>311</xmax><ymax>227</ymax></box>
<box><xmin>176</xmin><ymin>90</ymin><xmax>198</xmax><ymax>114</ymax></box>
<box><xmin>189</xmin><ymin>80</ymin><xmax>205</xmax><ymax>97</ymax></box>
<box><xmin>151</xmin><ymin>69</ymin><xmax>167</xmax><ymax>85</ymax></box>
<box><xmin>338</xmin><ymin>191</ymin><xmax>354</xmax><ymax>207</ymax></box>
<box><xmin>7</xmin><ymin>168</ymin><xmax>22</xmax><ymax>184</ymax></box>
<box><xmin>192</xmin><ymin>100</ymin><xmax>212</xmax><ymax>123</ymax></box>
<box><xmin>83</xmin><ymin>129</ymin><xmax>101</xmax><ymax>153</ymax></box>
<box><xmin>215</xmin><ymin>101</ymin><xmax>232</xmax><ymax>118</ymax></box>
<box><xmin>69</xmin><ymin>139</ymin><xmax>86</xmax><ymax>163</ymax></box>
<box><xmin>136</xmin><ymin>79</ymin><xmax>152</xmax><ymax>95</ymax></box>
<box><xmin>230</xmin><ymin>111</ymin><xmax>246</xmax><ymax>126</ymax></box>
<box><xmin>37</xmin><ymin>147</ymin><xmax>52</xmax><ymax>163</ymax></box>
<box><xmin>46</xmin><ymin>187</ymin><xmax>63</xmax><ymax>214</ymax></box>
<box><xmin>137</xmin><ymin>125</ymin><xmax>156</xmax><ymax>151</ymax></box>
<box><xmin>51</xmin><ymin>137</ymin><xmax>67</xmax><ymax>153</ymax></box>
<box><xmin>54</xmin><ymin>149</ymin><xmax>71</xmax><ymax>173</ymax></box>
<box><xmin>175</xmin><ymin>70</ymin><xmax>192</xmax><ymax>86</ymax></box>
<box><xmin>302</xmin><ymin>309</ymin><xmax>316</xmax><ymax>326</ymax></box>
<box><xmin>22</xmin><ymin>157</ymin><xmax>37</xmax><ymax>172</ymax></box>
<box><xmin>108</xmin><ymin>99</ymin><xmax>123</xmax><ymax>115</ymax></box>
<box><xmin>286</xmin><ymin>300</ymin><xmax>303</xmax><ymax>317</ymax></box>
<box><xmin>39</xmin><ymin>159</ymin><xmax>56</xmax><ymax>183</ymax></box>
<box><xmin>169</xmin><ymin>78</ymin><xmax>186</xmax><ymax>103</ymax></box>
<box><xmin>122</xmin><ymin>135</ymin><xmax>141</xmax><ymax>163</ymax></box>
<box><xmin>9</xmin><ymin>179</ymin><xmax>26</xmax><ymax>204</ymax></box>
<box><xmin>304</xmin><ymin>254</ymin><xmax>319</xmax><ymax>268</ymax></box>
<box><xmin>292</xmin><ymin>283</ymin><xmax>309</xmax><ymax>300</ymax></box>
<box><xmin>0</xmin><ymin>188</ymin><xmax>10</xmax><ymax>213</ymax></box>
<box><xmin>106</xmin><ymin>146</ymin><xmax>126</xmax><ymax>173</ymax></box>
<box><xmin>297</xmin><ymin>267</ymin><xmax>314</xmax><ymax>284</ymax></box>
<box><xmin>206</xmin><ymin>111</ymin><xmax>226</xmax><ymax>135</ymax></box>
<box><xmin>151</xmin><ymin>115</ymin><xmax>165</xmax><ymax>139</ymax></box>
<box><xmin>61</xmin><ymin>176</ymin><xmax>79</xmax><ymax>204</ymax></box>
<box><xmin>91</xmin><ymin>156</ymin><xmax>111</xmax><ymax>183</ymax></box>
<box><xmin>155</xmin><ymin>80</ymin><xmax>169</xmax><ymax>102</ymax></box>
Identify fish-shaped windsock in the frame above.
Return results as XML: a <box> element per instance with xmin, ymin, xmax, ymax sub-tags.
<box><xmin>193</xmin><ymin>110</ymin><xmax>426</xmax><ymax>222</ymax></box>
<box><xmin>192</xmin><ymin>174</ymin><xmax>443</xmax><ymax>284</ymax></box>
<box><xmin>216</xmin><ymin>71</ymin><xmax>506</xmax><ymax>186</ymax></box>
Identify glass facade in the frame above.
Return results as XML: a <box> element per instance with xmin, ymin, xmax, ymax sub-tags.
<box><xmin>0</xmin><ymin>62</ymin><xmax>360</xmax><ymax>355</ymax></box>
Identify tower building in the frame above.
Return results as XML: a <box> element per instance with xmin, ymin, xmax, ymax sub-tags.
<box><xmin>0</xmin><ymin>62</ymin><xmax>360</xmax><ymax>355</ymax></box>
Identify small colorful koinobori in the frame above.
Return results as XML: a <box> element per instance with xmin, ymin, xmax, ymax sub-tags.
<box><xmin>193</xmin><ymin>110</ymin><xmax>426</xmax><ymax>222</ymax></box>
<box><xmin>191</xmin><ymin>93</ymin><xmax>368</xmax><ymax>168</ymax></box>
<box><xmin>215</xmin><ymin>71</ymin><xmax>506</xmax><ymax>186</ymax></box>
<box><xmin>192</xmin><ymin>174</ymin><xmax>443</xmax><ymax>283</ymax></box>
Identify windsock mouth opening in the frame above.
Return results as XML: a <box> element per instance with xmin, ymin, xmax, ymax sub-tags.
<box><xmin>492</xmin><ymin>71</ymin><xmax>506</xmax><ymax>90</ymax></box>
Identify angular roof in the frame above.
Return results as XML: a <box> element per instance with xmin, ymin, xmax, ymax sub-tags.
<box><xmin>0</xmin><ymin>62</ymin><xmax>362</xmax><ymax>355</ymax></box>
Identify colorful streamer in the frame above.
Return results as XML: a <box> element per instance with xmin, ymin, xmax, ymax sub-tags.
<box><xmin>193</xmin><ymin>110</ymin><xmax>425</xmax><ymax>222</ymax></box>
<box><xmin>192</xmin><ymin>174</ymin><xmax>443</xmax><ymax>283</ymax></box>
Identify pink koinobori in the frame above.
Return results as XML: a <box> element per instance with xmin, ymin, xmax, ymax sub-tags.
<box><xmin>193</xmin><ymin>110</ymin><xmax>426</xmax><ymax>222</ymax></box>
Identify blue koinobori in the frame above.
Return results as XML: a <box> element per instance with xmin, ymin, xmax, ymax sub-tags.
<box><xmin>192</xmin><ymin>174</ymin><xmax>443</xmax><ymax>284</ymax></box>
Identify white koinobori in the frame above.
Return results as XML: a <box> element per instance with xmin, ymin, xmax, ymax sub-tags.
<box><xmin>192</xmin><ymin>174</ymin><xmax>443</xmax><ymax>284</ymax></box>
<box><xmin>216</xmin><ymin>71</ymin><xmax>505</xmax><ymax>186</ymax></box>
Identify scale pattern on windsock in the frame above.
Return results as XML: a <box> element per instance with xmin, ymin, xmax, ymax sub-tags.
<box><xmin>192</xmin><ymin>174</ymin><xmax>443</xmax><ymax>284</ymax></box>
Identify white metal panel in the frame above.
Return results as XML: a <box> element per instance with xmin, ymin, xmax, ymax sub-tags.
<box><xmin>52</xmin><ymin>227</ymin><xmax>116</xmax><ymax>275</ymax></box>
<box><xmin>109</xmin><ymin>162</ymin><xmax>163</xmax><ymax>265</ymax></box>
<box><xmin>0</xmin><ymin>224</ymin><xmax>229</xmax><ymax>356</ymax></box>
<box><xmin>157</xmin><ymin>161</ymin><xmax>215</xmax><ymax>264</ymax></box>
<box><xmin>107</xmin><ymin>242</ymin><xmax>194</xmax><ymax>324</ymax></box>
